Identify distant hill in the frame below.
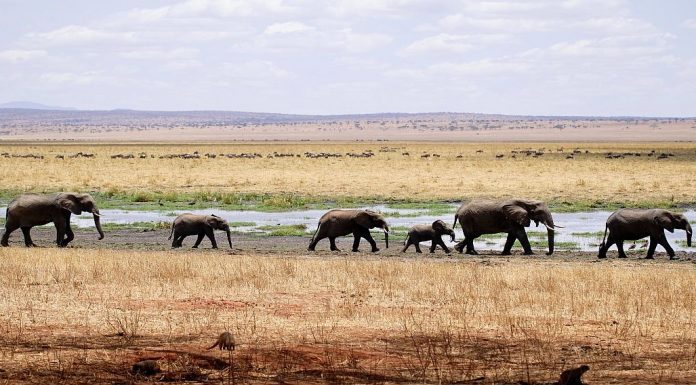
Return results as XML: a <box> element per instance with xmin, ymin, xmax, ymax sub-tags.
<box><xmin>0</xmin><ymin>101</ymin><xmax>75</xmax><ymax>110</ymax></box>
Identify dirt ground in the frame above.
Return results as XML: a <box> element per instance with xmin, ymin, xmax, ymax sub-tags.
<box><xmin>1</xmin><ymin>228</ymin><xmax>695</xmax><ymax>385</ymax></box>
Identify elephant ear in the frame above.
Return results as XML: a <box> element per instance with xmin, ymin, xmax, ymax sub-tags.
<box><xmin>57</xmin><ymin>195</ymin><xmax>82</xmax><ymax>215</ymax></box>
<box><xmin>655</xmin><ymin>212</ymin><xmax>676</xmax><ymax>233</ymax></box>
<box><xmin>206</xmin><ymin>216</ymin><xmax>220</xmax><ymax>228</ymax></box>
<box><xmin>432</xmin><ymin>220</ymin><xmax>445</xmax><ymax>232</ymax></box>
<box><xmin>503</xmin><ymin>204</ymin><xmax>531</xmax><ymax>227</ymax></box>
<box><xmin>354</xmin><ymin>211</ymin><xmax>374</xmax><ymax>229</ymax></box>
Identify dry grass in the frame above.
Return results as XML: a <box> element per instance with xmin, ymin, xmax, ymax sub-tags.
<box><xmin>1</xmin><ymin>248</ymin><xmax>695</xmax><ymax>383</ymax></box>
<box><xmin>0</xmin><ymin>141</ymin><xmax>695</xmax><ymax>207</ymax></box>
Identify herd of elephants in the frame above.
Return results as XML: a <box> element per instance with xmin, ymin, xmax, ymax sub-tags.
<box><xmin>0</xmin><ymin>192</ymin><xmax>693</xmax><ymax>259</ymax></box>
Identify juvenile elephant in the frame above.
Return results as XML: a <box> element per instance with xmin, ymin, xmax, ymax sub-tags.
<box><xmin>453</xmin><ymin>199</ymin><xmax>559</xmax><ymax>255</ymax></box>
<box><xmin>168</xmin><ymin>213</ymin><xmax>232</xmax><ymax>249</ymax></box>
<box><xmin>1</xmin><ymin>192</ymin><xmax>104</xmax><ymax>247</ymax></box>
<box><xmin>308</xmin><ymin>209</ymin><xmax>389</xmax><ymax>252</ymax></box>
<box><xmin>403</xmin><ymin>220</ymin><xmax>455</xmax><ymax>253</ymax></box>
<box><xmin>598</xmin><ymin>208</ymin><xmax>692</xmax><ymax>260</ymax></box>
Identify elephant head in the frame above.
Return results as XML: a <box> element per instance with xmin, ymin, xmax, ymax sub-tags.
<box><xmin>432</xmin><ymin>220</ymin><xmax>455</xmax><ymax>242</ymax></box>
<box><xmin>57</xmin><ymin>193</ymin><xmax>104</xmax><ymax>240</ymax></box>
<box><xmin>503</xmin><ymin>200</ymin><xmax>558</xmax><ymax>255</ymax></box>
<box><xmin>355</xmin><ymin>210</ymin><xmax>390</xmax><ymax>248</ymax></box>
<box><xmin>655</xmin><ymin>211</ymin><xmax>692</xmax><ymax>247</ymax></box>
<box><xmin>207</xmin><ymin>214</ymin><xmax>232</xmax><ymax>248</ymax></box>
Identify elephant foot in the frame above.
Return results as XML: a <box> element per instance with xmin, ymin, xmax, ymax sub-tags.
<box><xmin>465</xmin><ymin>250</ymin><xmax>478</xmax><ymax>255</ymax></box>
<box><xmin>523</xmin><ymin>251</ymin><xmax>535</xmax><ymax>256</ymax></box>
<box><xmin>371</xmin><ymin>248</ymin><xmax>380</xmax><ymax>253</ymax></box>
<box><xmin>307</xmin><ymin>246</ymin><xmax>315</xmax><ymax>252</ymax></box>
<box><xmin>211</xmin><ymin>246</ymin><xmax>218</xmax><ymax>249</ymax></box>
<box><xmin>192</xmin><ymin>246</ymin><xmax>198</xmax><ymax>249</ymax></box>
<box><xmin>501</xmin><ymin>251</ymin><xmax>512</xmax><ymax>256</ymax></box>
<box><xmin>351</xmin><ymin>248</ymin><xmax>359</xmax><ymax>252</ymax></box>
<box><xmin>546</xmin><ymin>251</ymin><xmax>553</xmax><ymax>256</ymax></box>
<box><xmin>645</xmin><ymin>255</ymin><xmax>654</xmax><ymax>259</ymax></box>
<box><xmin>618</xmin><ymin>255</ymin><xmax>627</xmax><ymax>259</ymax></box>
<box><xmin>416</xmin><ymin>250</ymin><xmax>422</xmax><ymax>254</ymax></box>
<box><xmin>0</xmin><ymin>242</ymin><xmax>8</xmax><ymax>247</ymax></box>
<box><xmin>669</xmin><ymin>255</ymin><xmax>678</xmax><ymax>260</ymax></box>
<box><xmin>444</xmin><ymin>249</ymin><xmax>451</xmax><ymax>254</ymax></box>
<box><xmin>597</xmin><ymin>254</ymin><xmax>606</xmax><ymax>259</ymax></box>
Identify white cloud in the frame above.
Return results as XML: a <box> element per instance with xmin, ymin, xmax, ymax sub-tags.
<box><xmin>32</xmin><ymin>25</ymin><xmax>137</xmax><ymax>45</ymax></box>
<box><xmin>0</xmin><ymin>49</ymin><xmax>47</xmax><ymax>63</ymax></box>
<box><xmin>264</xmin><ymin>21</ymin><xmax>313</xmax><ymax>35</ymax></box>
<box><xmin>682</xmin><ymin>19</ymin><xmax>696</xmax><ymax>29</ymax></box>
<box><xmin>403</xmin><ymin>33</ymin><xmax>507</xmax><ymax>55</ymax></box>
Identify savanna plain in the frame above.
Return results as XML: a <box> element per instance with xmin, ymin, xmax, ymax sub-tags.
<box><xmin>1</xmin><ymin>141</ymin><xmax>695</xmax><ymax>384</ymax></box>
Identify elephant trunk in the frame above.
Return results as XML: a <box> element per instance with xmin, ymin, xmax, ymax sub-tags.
<box><xmin>687</xmin><ymin>223</ymin><xmax>692</xmax><ymax>247</ymax></box>
<box><xmin>93</xmin><ymin>210</ymin><xmax>104</xmax><ymax>240</ymax></box>
<box><xmin>546</xmin><ymin>228</ymin><xmax>554</xmax><ymax>255</ymax></box>
<box><xmin>226</xmin><ymin>229</ymin><xmax>233</xmax><ymax>249</ymax></box>
<box><xmin>448</xmin><ymin>229</ymin><xmax>455</xmax><ymax>242</ymax></box>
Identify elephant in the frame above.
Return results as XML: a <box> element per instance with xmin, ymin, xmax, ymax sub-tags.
<box><xmin>1</xmin><ymin>192</ymin><xmax>104</xmax><ymax>247</ymax></box>
<box><xmin>307</xmin><ymin>209</ymin><xmax>389</xmax><ymax>252</ymax></box>
<box><xmin>452</xmin><ymin>199</ymin><xmax>559</xmax><ymax>255</ymax></box>
<box><xmin>168</xmin><ymin>213</ymin><xmax>232</xmax><ymax>249</ymax></box>
<box><xmin>597</xmin><ymin>208</ymin><xmax>692</xmax><ymax>260</ymax></box>
<box><xmin>403</xmin><ymin>220</ymin><xmax>455</xmax><ymax>253</ymax></box>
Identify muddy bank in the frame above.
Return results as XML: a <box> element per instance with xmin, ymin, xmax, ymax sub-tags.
<box><xmin>3</xmin><ymin>227</ymin><xmax>694</xmax><ymax>262</ymax></box>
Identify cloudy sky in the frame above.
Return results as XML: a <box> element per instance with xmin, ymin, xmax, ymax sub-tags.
<box><xmin>1</xmin><ymin>0</ymin><xmax>695</xmax><ymax>116</ymax></box>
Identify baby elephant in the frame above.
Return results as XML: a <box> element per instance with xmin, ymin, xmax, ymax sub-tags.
<box><xmin>169</xmin><ymin>213</ymin><xmax>232</xmax><ymax>249</ymax></box>
<box><xmin>403</xmin><ymin>220</ymin><xmax>455</xmax><ymax>253</ymax></box>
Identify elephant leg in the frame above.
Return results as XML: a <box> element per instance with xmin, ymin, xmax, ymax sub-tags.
<box><xmin>616</xmin><ymin>240</ymin><xmax>627</xmax><ymax>258</ymax></box>
<box><xmin>465</xmin><ymin>234</ymin><xmax>478</xmax><ymax>255</ymax></box>
<box><xmin>501</xmin><ymin>232</ymin><xmax>516</xmax><ymax>255</ymax></box>
<box><xmin>657</xmin><ymin>233</ymin><xmax>676</xmax><ymax>259</ymax></box>
<box><xmin>402</xmin><ymin>239</ymin><xmax>412</xmax><ymax>253</ymax></box>
<box><xmin>205</xmin><ymin>228</ymin><xmax>218</xmax><ymax>249</ymax></box>
<box><xmin>54</xmin><ymin>220</ymin><xmax>67</xmax><ymax>247</ymax></box>
<box><xmin>62</xmin><ymin>218</ymin><xmax>75</xmax><ymax>247</ymax></box>
<box><xmin>646</xmin><ymin>236</ymin><xmax>658</xmax><ymax>259</ymax></box>
<box><xmin>516</xmin><ymin>229</ymin><xmax>534</xmax><ymax>255</ymax></box>
<box><xmin>429</xmin><ymin>240</ymin><xmax>437</xmax><ymax>253</ymax></box>
<box><xmin>598</xmin><ymin>234</ymin><xmax>616</xmax><ymax>258</ymax></box>
<box><xmin>20</xmin><ymin>227</ymin><xmax>37</xmax><ymax>247</ymax></box>
<box><xmin>439</xmin><ymin>239</ymin><xmax>451</xmax><ymax>254</ymax></box>
<box><xmin>2</xmin><ymin>219</ymin><xmax>20</xmax><ymax>246</ymax></box>
<box><xmin>414</xmin><ymin>242</ymin><xmax>422</xmax><ymax>253</ymax></box>
<box><xmin>363</xmin><ymin>231</ymin><xmax>379</xmax><ymax>253</ymax></box>
<box><xmin>176</xmin><ymin>235</ymin><xmax>187</xmax><ymax>248</ymax></box>
<box><xmin>171</xmin><ymin>232</ymin><xmax>180</xmax><ymax>248</ymax></box>
<box><xmin>192</xmin><ymin>233</ymin><xmax>205</xmax><ymax>248</ymax></box>
<box><xmin>454</xmin><ymin>239</ymin><xmax>465</xmax><ymax>253</ymax></box>
<box><xmin>329</xmin><ymin>237</ymin><xmax>340</xmax><ymax>251</ymax></box>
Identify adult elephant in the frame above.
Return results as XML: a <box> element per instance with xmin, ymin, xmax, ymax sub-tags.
<box><xmin>598</xmin><ymin>209</ymin><xmax>692</xmax><ymax>260</ymax></box>
<box><xmin>308</xmin><ymin>209</ymin><xmax>389</xmax><ymax>252</ymax></box>
<box><xmin>168</xmin><ymin>213</ymin><xmax>232</xmax><ymax>249</ymax></box>
<box><xmin>453</xmin><ymin>199</ymin><xmax>559</xmax><ymax>255</ymax></box>
<box><xmin>1</xmin><ymin>192</ymin><xmax>104</xmax><ymax>247</ymax></box>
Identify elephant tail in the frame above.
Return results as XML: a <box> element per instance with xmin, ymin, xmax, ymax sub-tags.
<box><xmin>309</xmin><ymin>220</ymin><xmax>322</xmax><ymax>243</ymax></box>
<box><xmin>167</xmin><ymin>222</ymin><xmax>175</xmax><ymax>240</ymax></box>
<box><xmin>599</xmin><ymin>224</ymin><xmax>608</xmax><ymax>249</ymax></box>
<box><xmin>452</xmin><ymin>214</ymin><xmax>459</xmax><ymax>230</ymax></box>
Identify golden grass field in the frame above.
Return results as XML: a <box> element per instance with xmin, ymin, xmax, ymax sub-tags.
<box><xmin>0</xmin><ymin>141</ymin><xmax>695</xmax><ymax>207</ymax></box>
<box><xmin>0</xmin><ymin>141</ymin><xmax>694</xmax><ymax>384</ymax></box>
<box><xmin>1</xmin><ymin>248</ymin><xmax>695</xmax><ymax>384</ymax></box>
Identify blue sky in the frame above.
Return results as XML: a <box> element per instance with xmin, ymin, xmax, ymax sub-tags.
<box><xmin>1</xmin><ymin>0</ymin><xmax>695</xmax><ymax>116</ymax></box>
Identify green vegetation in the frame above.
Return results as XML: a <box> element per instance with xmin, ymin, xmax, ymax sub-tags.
<box><xmin>228</xmin><ymin>221</ymin><xmax>256</xmax><ymax>227</ymax></box>
<box><xmin>570</xmin><ymin>231</ymin><xmax>605</xmax><ymax>237</ymax></box>
<box><xmin>0</xmin><ymin>189</ymin><xmax>692</xmax><ymax>214</ymax></box>
<box><xmin>257</xmin><ymin>224</ymin><xmax>307</xmax><ymax>236</ymax></box>
<box><xmin>95</xmin><ymin>221</ymin><xmax>171</xmax><ymax>231</ymax></box>
<box><xmin>675</xmin><ymin>240</ymin><xmax>693</xmax><ymax>248</ymax></box>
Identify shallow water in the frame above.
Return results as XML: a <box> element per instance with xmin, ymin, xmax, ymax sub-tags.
<box><xmin>24</xmin><ymin>205</ymin><xmax>692</xmax><ymax>252</ymax></box>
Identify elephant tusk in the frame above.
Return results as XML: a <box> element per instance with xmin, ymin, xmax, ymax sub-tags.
<box><xmin>542</xmin><ymin>222</ymin><xmax>555</xmax><ymax>231</ymax></box>
<box><xmin>553</xmin><ymin>224</ymin><xmax>564</xmax><ymax>228</ymax></box>
<box><xmin>92</xmin><ymin>212</ymin><xmax>101</xmax><ymax>217</ymax></box>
